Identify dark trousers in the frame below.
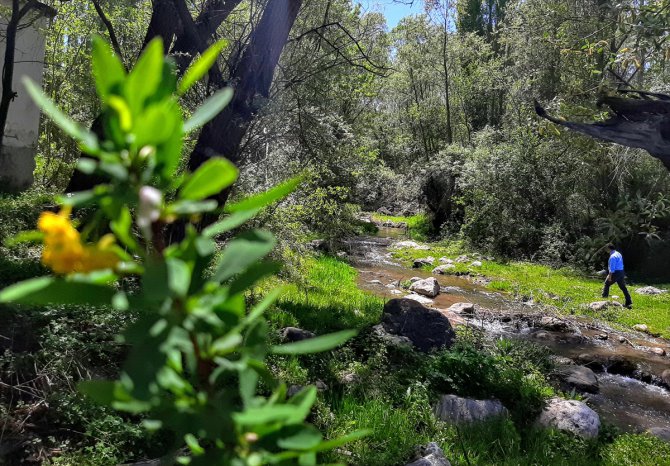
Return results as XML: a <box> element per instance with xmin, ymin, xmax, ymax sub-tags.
<box><xmin>602</xmin><ymin>270</ymin><xmax>632</xmax><ymax>306</ymax></box>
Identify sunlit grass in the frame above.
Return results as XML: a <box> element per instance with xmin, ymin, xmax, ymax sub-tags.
<box><xmin>371</xmin><ymin>213</ymin><xmax>432</xmax><ymax>241</ymax></box>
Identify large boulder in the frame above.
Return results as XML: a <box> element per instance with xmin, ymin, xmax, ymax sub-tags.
<box><xmin>381</xmin><ymin>299</ymin><xmax>456</xmax><ymax>352</ymax></box>
<box><xmin>406</xmin><ymin>443</ymin><xmax>451</xmax><ymax>466</ymax></box>
<box><xmin>607</xmin><ymin>355</ymin><xmax>637</xmax><ymax>376</ymax></box>
<box><xmin>434</xmin><ymin>395</ymin><xmax>508</xmax><ymax>424</ymax></box>
<box><xmin>662</xmin><ymin>369</ymin><xmax>670</xmax><ymax>388</ymax></box>
<box><xmin>556</xmin><ymin>365</ymin><xmax>599</xmax><ymax>393</ymax></box>
<box><xmin>414</xmin><ymin>257</ymin><xmax>436</xmax><ymax>268</ymax></box>
<box><xmin>410</xmin><ymin>277</ymin><xmax>440</xmax><ymax>298</ymax></box>
<box><xmin>433</xmin><ymin>264</ymin><xmax>456</xmax><ymax>275</ymax></box>
<box><xmin>536</xmin><ymin>398</ymin><xmax>600</xmax><ymax>439</ymax></box>
<box><xmin>447</xmin><ymin>302</ymin><xmax>475</xmax><ymax>316</ymax></box>
<box><xmin>537</xmin><ymin>316</ymin><xmax>573</xmax><ymax>332</ymax></box>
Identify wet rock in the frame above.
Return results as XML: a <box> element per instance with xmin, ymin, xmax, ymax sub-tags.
<box><xmin>589</xmin><ymin>301</ymin><xmax>622</xmax><ymax>311</ymax></box>
<box><xmin>576</xmin><ymin>354</ymin><xmax>605</xmax><ymax>371</ymax></box>
<box><xmin>406</xmin><ymin>442</ymin><xmax>451</xmax><ymax>466</ymax></box>
<box><xmin>409</xmin><ymin>277</ymin><xmax>422</xmax><ymax>283</ymax></box>
<box><xmin>662</xmin><ymin>369</ymin><xmax>670</xmax><ymax>388</ymax></box>
<box><xmin>434</xmin><ymin>395</ymin><xmax>508</xmax><ymax>424</ymax></box>
<box><xmin>369</xmin><ymin>280</ymin><xmax>383</xmax><ymax>285</ymax></box>
<box><xmin>381</xmin><ymin>299</ymin><xmax>456</xmax><ymax>352</ymax></box>
<box><xmin>470</xmin><ymin>261</ymin><xmax>483</xmax><ymax>267</ymax></box>
<box><xmin>439</xmin><ymin>257</ymin><xmax>454</xmax><ymax>264</ymax></box>
<box><xmin>405</xmin><ymin>293</ymin><xmax>435</xmax><ymax>305</ymax></box>
<box><xmin>441</xmin><ymin>286</ymin><xmax>463</xmax><ymax>294</ymax></box>
<box><xmin>536</xmin><ymin>398</ymin><xmax>600</xmax><ymax>439</ymax></box>
<box><xmin>386</xmin><ymin>283</ymin><xmax>397</xmax><ymax>289</ymax></box>
<box><xmin>557</xmin><ymin>365</ymin><xmax>599</xmax><ymax>393</ymax></box>
<box><xmin>648</xmin><ymin>427</ymin><xmax>670</xmax><ymax>442</ymax></box>
<box><xmin>433</xmin><ymin>264</ymin><xmax>456</xmax><ymax>274</ymax></box>
<box><xmin>607</xmin><ymin>355</ymin><xmax>637</xmax><ymax>376</ymax></box>
<box><xmin>550</xmin><ymin>355</ymin><xmax>575</xmax><ymax>366</ymax></box>
<box><xmin>391</xmin><ymin>289</ymin><xmax>403</xmax><ymax>295</ymax></box>
<box><xmin>410</xmin><ymin>277</ymin><xmax>440</xmax><ymax>298</ymax></box>
<box><xmin>280</xmin><ymin>327</ymin><xmax>315</xmax><ymax>342</ymax></box>
<box><xmin>470</xmin><ymin>277</ymin><xmax>491</xmax><ymax>286</ymax></box>
<box><xmin>595</xmin><ymin>333</ymin><xmax>608</xmax><ymax>340</ymax></box>
<box><xmin>372</xmin><ymin>324</ymin><xmax>413</xmax><ymax>348</ymax></box>
<box><xmin>534</xmin><ymin>331</ymin><xmax>550</xmax><ymax>340</ymax></box>
<box><xmin>633</xmin><ymin>324</ymin><xmax>650</xmax><ymax>333</ymax></box>
<box><xmin>650</xmin><ymin>347</ymin><xmax>667</xmax><ymax>356</ymax></box>
<box><xmin>538</xmin><ymin>316</ymin><xmax>572</xmax><ymax>332</ymax></box>
<box><xmin>414</xmin><ymin>257</ymin><xmax>436</xmax><ymax>268</ymax></box>
<box><xmin>447</xmin><ymin>302</ymin><xmax>475</xmax><ymax>315</ymax></box>
<box><xmin>636</xmin><ymin>286</ymin><xmax>667</xmax><ymax>295</ymax></box>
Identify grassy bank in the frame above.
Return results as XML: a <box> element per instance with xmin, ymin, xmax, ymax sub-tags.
<box><xmin>390</xmin><ymin>241</ymin><xmax>670</xmax><ymax>338</ymax></box>
<box><xmin>268</xmin><ymin>255</ymin><xmax>670</xmax><ymax>465</ymax></box>
<box><xmin>371</xmin><ymin>213</ymin><xmax>431</xmax><ymax>241</ymax></box>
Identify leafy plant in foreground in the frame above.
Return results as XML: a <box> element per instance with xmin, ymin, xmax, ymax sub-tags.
<box><xmin>0</xmin><ymin>37</ymin><xmax>365</xmax><ymax>465</ymax></box>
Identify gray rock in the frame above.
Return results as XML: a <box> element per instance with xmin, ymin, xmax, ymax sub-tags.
<box><xmin>308</xmin><ymin>239</ymin><xmax>327</xmax><ymax>251</ymax></box>
<box><xmin>557</xmin><ymin>365</ymin><xmax>599</xmax><ymax>393</ymax></box>
<box><xmin>406</xmin><ymin>442</ymin><xmax>451</xmax><ymax>466</ymax></box>
<box><xmin>439</xmin><ymin>257</ymin><xmax>454</xmax><ymax>264</ymax></box>
<box><xmin>381</xmin><ymin>299</ymin><xmax>456</xmax><ymax>352</ymax></box>
<box><xmin>633</xmin><ymin>324</ymin><xmax>650</xmax><ymax>333</ymax></box>
<box><xmin>393</xmin><ymin>240</ymin><xmax>421</xmax><ymax>249</ymax></box>
<box><xmin>409</xmin><ymin>277</ymin><xmax>422</xmax><ymax>283</ymax></box>
<box><xmin>372</xmin><ymin>324</ymin><xmax>413</xmax><ymax>348</ymax></box>
<box><xmin>405</xmin><ymin>293</ymin><xmax>435</xmax><ymax>305</ymax></box>
<box><xmin>650</xmin><ymin>347</ymin><xmax>667</xmax><ymax>356</ymax></box>
<box><xmin>589</xmin><ymin>301</ymin><xmax>622</xmax><ymax>311</ymax></box>
<box><xmin>536</xmin><ymin>398</ymin><xmax>600</xmax><ymax>439</ymax></box>
<box><xmin>447</xmin><ymin>302</ymin><xmax>475</xmax><ymax>316</ymax></box>
<box><xmin>550</xmin><ymin>355</ymin><xmax>575</xmax><ymax>366</ymax></box>
<box><xmin>414</xmin><ymin>256</ymin><xmax>436</xmax><ymax>268</ymax></box>
<box><xmin>648</xmin><ymin>427</ymin><xmax>670</xmax><ymax>442</ymax></box>
<box><xmin>410</xmin><ymin>277</ymin><xmax>440</xmax><ymax>298</ymax></box>
<box><xmin>433</xmin><ymin>264</ymin><xmax>456</xmax><ymax>274</ymax></box>
<box><xmin>369</xmin><ymin>280</ymin><xmax>383</xmax><ymax>285</ymax></box>
<box><xmin>455</xmin><ymin>255</ymin><xmax>469</xmax><ymax>263</ymax></box>
<box><xmin>434</xmin><ymin>394</ymin><xmax>508</xmax><ymax>424</ymax></box>
<box><xmin>391</xmin><ymin>289</ymin><xmax>403</xmax><ymax>295</ymax></box>
<box><xmin>441</xmin><ymin>286</ymin><xmax>463</xmax><ymax>294</ymax></box>
<box><xmin>280</xmin><ymin>327</ymin><xmax>315</xmax><ymax>342</ymax></box>
<box><xmin>607</xmin><ymin>355</ymin><xmax>637</xmax><ymax>376</ymax></box>
<box><xmin>636</xmin><ymin>286</ymin><xmax>667</xmax><ymax>295</ymax></box>
<box><xmin>386</xmin><ymin>283</ymin><xmax>397</xmax><ymax>289</ymax></box>
<box><xmin>470</xmin><ymin>260</ymin><xmax>483</xmax><ymax>267</ymax></box>
<box><xmin>538</xmin><ymin>316</ymin><xmax>572</xmax><ymax>332</ymax></box>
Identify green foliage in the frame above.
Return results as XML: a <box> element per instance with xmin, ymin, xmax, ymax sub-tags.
<box><xmin>600</xmin><ymin>433</ymin><xmax>670</xmax><ymax>466</ymax></box>
<box><xmin>2</xmin><ymin>38</ymin><xmax>362</xmax><ymax>464</ymax></box>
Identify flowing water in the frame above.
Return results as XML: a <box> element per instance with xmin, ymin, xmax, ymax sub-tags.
<box><xmin>345</xmin><ymin>227</ymin><xmax>670</xmax><ymax>434</ymax></box>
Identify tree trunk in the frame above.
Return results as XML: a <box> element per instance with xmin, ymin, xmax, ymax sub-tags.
<box><xmin>188</xmin><ymin>0</ymin><xmax>302</xmax><ymax>180</ymax></box>
<box><xmin>441</xmin><ymin>16</ymin><xmax>452</xmax><ymax>145</ymax></box>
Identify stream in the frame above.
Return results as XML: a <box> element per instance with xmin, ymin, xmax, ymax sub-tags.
<box><xmin>343</xmin><ymin>226</ymin><xmax>670</xmax><ymax>435</ymax></box>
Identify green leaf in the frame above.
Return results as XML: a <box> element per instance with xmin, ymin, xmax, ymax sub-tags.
<box><xmin>210</xmin><ymin>333</ymin><xmax>243</xmax><ymax>356</ymax></box>
<box><xmin>0</xmin><ymin>277</ymin><xmax>116</xmax><ymax>306</ymax></box>
<box><xmin>184</xmin><ymin>87</ymin><xmax>233</xmax><ymax>134</ymax></box>
<box><xmin>243</xmin><ymin>287</ymin><xmax>284</xmax><ymax>327</ymax></box>
<box><xmin>185</xmin><ymin>434</ymin><xmax>205</xmax><ymax>456</ymax></box>
<box><xmin>167</xmin><ymin>258</ymin><xmax>191</xmax><ymax>297</ymax></box>
<box><xmin>180</xmin><ymin>157</ymin><xmax>238</xmax><ymax>201</ymax></box>
<box><xmin>277</xmin><ymin>425</ymin><xmax>323</xmax><ymax>450</ymax></box>
<box><xmin>311</xmin><ymin>430</ymin><xmax>371</xmax><ymax>452</ymax></box>
<box><xmin>233</xmin><ymin>405</ymin><xmax>298</xmax><ymax>426</ymax></box>
<box><xmin>3</xmin><ymin>230</ymin><xmax>43</xmax><ymax>248</ymax></box>
<box><xmin>108</xmin><ymin>96</ymin><xmax>133</xmax><ymax>131</ymax></box>
<box><xmin>225</xmin><ymin>177</ymin><xmax>302</xmax><ymax>213</ymax></box>
<box><xmin>229</xmin><ymin>261</ymin><xmax>281</xmax><ymax>296</ymax></box>
<box><xmin>202</xmin><ymin>208</ymin><xmax>261</xmax><ymax>238</ymax></box>
<box><xmin>168</xmin><ymin>200</ymin><xmax>218</xmax><ymax>215</ymax></box>
<box><xmin>110</xmin><ymin>207</ymin><xmax>139</xmax><ymax>251</ymax></box>
<box><xmin>91</xmin><ymin>36</ymin><xmax>126</xmax><ymax>101</ymax></box>
<box><xmin>272</xmin><ymin>330</ymin><xmax>356</xmax><ymax>355</ymax></box>
<box><xmin>23</xmin><ymin>77</ymin><xmax>99</xmax><ymax>153</ymax></box>
<box><xmin>125</xmin><ymin>38</ymin><xmax>165</xmax><ymax>113</ymax></box>
<box><xmin>79</xmin><ymin>380</ymin><xmax>116</xmax><ymax>405</ymax></box>
<box><xmin>212</xmin><ymin>230</ymin><xmax>276</xmax><ymax>282</ymax></box>
<box><xmin>179</xmin><ymin>39</ymin><xmax>228</xmax><ymax>95</ymax></box>
<box><xmin>286</xmin><ymin>386</ymin><xmax>317</xmax><ymax>423</ymax></box>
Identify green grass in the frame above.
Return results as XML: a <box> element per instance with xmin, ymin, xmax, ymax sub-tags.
<box><xmin>371</xmin><ymin>213</ymin><xmax>432</xmax><ymax>241</ymax></box>
<box><xmin>268</xmin><ymin>255</ymin><xmax>385</xmax><ymax>334</ymax></box>
<box><xmin>390</xmin><ymin>240</ymin><xmax>670</xmax><ymax>338</ymax></box>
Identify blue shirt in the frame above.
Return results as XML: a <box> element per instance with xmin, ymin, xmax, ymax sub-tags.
<box><xmin>608</xmin><ymin>250</ymin><xmax>624</xmax><ymax>273</ymax></box>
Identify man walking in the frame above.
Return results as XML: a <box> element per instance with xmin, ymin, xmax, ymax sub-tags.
<box><xmin>602</xmin><ymin>244</ymin><xmax>633</xmax><ymax>309</ymax></box>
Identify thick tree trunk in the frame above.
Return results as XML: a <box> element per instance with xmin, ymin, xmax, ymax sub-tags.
<box><xmin>188</xmin><ymin>0</ymin><xmax>303</xmax><ymax>179</ymax></box>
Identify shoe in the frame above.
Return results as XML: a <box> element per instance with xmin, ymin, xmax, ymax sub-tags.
<box><xmin>625</xmin><ymin>304</ymin><xmax>632</xmax><ymax>309</ymax></box>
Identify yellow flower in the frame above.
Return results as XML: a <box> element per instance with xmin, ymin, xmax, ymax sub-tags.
<box><xmin>38</xmin><ymin>208</ymin><xmax>120</xmax><ymax>274</ymax></box>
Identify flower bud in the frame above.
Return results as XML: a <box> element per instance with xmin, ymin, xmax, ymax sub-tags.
<box><xmin>137</xmin><ymin>186</ymin><xmax>163</xmax><ymax>231</ymax></box>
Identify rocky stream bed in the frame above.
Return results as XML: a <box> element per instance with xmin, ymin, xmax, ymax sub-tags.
<box><xmin>342</xmin><ymin>226</ymin><xmax>670</xmax><ymax>441</ymax></box>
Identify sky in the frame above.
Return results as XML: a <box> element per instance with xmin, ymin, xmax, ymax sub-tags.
<box><xmin>359</xmin><ymin>0</ymin><xmax>425</xmax><ymax>28</ymax></box>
